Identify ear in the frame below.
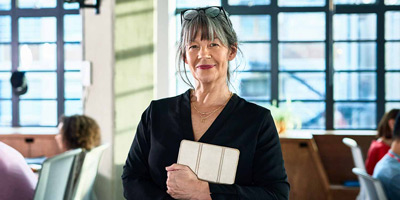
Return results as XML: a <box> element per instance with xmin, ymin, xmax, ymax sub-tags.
<box><xmin>183</xmin><ymin>53</ymin><xmax>188</xmax><ymax>64</ymax></box>
<box><xmin>228</xmin><ymin>43</ymin><xmax>238</xmax><ymax>61</ymax></box>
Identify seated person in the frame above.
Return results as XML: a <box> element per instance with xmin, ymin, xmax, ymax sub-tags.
<box><xmin>0</xmin><ymin>142</ymin><xmax>37</xmax><ymax>200</ymax></box>
<box><xmin>373</xmin><ymin>112</ymin><xmax>400</xmax><ymax>200</ymax></box>
<box><xmin>365</xmin><ymin>109</ymin><xmax>399</xmax><ymax>175</ymax></box>
<box><xmin>55</xmin><ymin>115</ymin><xmax>101</xmax><ymax>151</ymax></box>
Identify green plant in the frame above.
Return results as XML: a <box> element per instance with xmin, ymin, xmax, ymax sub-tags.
<box><xmin>269</xmin><ymin>99</ymin><xmax>302</xmax><ymax>133</ymax></box>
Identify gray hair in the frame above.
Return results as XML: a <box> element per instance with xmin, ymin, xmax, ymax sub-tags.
<box><xmin>176</xmin><ymin>8</ymin><xmax>242</xmax><ymax>88</ymax></box>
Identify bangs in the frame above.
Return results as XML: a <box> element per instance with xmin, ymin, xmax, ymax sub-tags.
<box><xmin>182</xmin><ymin>14</ymin><xmax>228</xmax><ymax>47</ymax></box>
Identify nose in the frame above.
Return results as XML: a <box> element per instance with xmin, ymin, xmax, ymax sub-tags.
<box><xmin>198</xmin><ymin>47</ymin><xmax>211</xmax><ymax>59</ymax></box>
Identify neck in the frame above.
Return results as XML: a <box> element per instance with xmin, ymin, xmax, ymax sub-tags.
<box><xmin>192</xmin><ymin>82</ymin><xmax>231</xmax><ymax>107</ymax></box>
<box><xmin>391</xmin><ymin>139</ymin><xmax>400</xmax><ymax>155</ymax></box>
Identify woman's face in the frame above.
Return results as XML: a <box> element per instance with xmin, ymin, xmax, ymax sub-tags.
<box><xmin>55</xmin><ymin>123</ymin><xmax>67</xmax><ymax>151</ymax></box>
<box><xmin>184</xmin><ymin>32</ymin><xmax>237</xmax><ymax>85</ymax></box>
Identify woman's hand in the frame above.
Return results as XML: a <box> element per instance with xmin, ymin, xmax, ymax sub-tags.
<box><xmin>166</xmin><ymin>164</ymin><xmax>211</xmax><ymax>200</ymax></box>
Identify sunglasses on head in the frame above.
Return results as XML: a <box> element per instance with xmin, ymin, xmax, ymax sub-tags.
<box><xmin>180</xmin><ymin>6</ymin><xmax>232</xmax><ymax>28</ymax></box>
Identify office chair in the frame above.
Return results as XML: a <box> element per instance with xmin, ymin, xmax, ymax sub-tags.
<box><xmin>352</xmin><ymin>168</ymin><xmax>388</xmax><ymax>200</ymax></box>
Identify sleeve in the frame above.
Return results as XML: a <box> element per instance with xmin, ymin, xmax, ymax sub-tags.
<box><xmin>365</xmin><ymin>143</ymin><xmax>378</xmax><ymax>175</ymax></box>
<box><xmin>389</xmin><ymin>174</ymin><xmax>400</xmax><ymax>199</ymax></box>
<box><xmin>208</xmin><ymin>111</ymin><xmax>290</xmax><ymax>200</ymax></box>
<box><xmin>121</xmin><ymin>102</ymin><xmax>173</xmax><ymax>200</ymax></box>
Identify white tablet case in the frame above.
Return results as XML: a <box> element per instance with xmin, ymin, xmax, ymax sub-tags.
<box><xmin>177</xmin><ymin>140</ymin><xmax>240</xmax><ymax>185</ymax></box>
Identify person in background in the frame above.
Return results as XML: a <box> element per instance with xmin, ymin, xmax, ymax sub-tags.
<box><xmin>365</xmin><ymin>109</ymin><xmax>399</xmax><ymax>175</ymax></box>
<box><xmin>55</xmin><ymin>115</ymin><xmax>101</xmax><ymax>152</ymax></box>
<box><xmin>373</xmin><ymin>112</ymin><xmax>400</xmax><ymax>200</ymax></box>
<box><xmin>0</xmin><ymin>142</ymin><xmax>37</xmax><ymax>200</ymax></box>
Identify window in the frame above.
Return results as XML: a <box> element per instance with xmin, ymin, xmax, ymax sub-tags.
<box><xmin>174</xmin><ymin>0</ymin><xmax>400</xmax><ymax>130</ymax></box>
<box><xmin>0</xmin><ymin>0</ymin><xmax>82</xmax><ymax>127</ymax></box>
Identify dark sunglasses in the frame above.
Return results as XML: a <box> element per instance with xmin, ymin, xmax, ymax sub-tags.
<box><xmin>180</xmin><ymin>6</ymin><xmax>232</xmax><ymax>28</ymax></box>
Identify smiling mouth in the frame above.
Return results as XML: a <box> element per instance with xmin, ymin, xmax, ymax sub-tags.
<box><xmin>197</xmin><ymin>65</ymin><xmax>215</xmax><ymax>69</ymax></box>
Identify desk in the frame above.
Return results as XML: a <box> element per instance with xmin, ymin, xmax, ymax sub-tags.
<box><xmin>0</xmin><ymin>134</ymin><xmax>61</xmax><ymax>157</ymax></box>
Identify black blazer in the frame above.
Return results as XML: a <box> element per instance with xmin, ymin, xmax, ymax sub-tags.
<box><xmin>122</xmin><ymin>90</ymin><xmax>290</xmax><ymax>200</ymax></box>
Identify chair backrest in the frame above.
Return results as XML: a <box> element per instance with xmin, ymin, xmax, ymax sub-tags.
<box><xmin>352</xmin><ymin>168</ymin><xmax>388</xmax><ymax>200</ymax></box>
<box><xmin>34</xmin><ymin>148</ymin><xmax>82</xmax><ymax>200</ymax></box>
<box><xmin>342</xmin><ymin>138</ymin><xmax>366</xmax><ymax>170</ymax></box>
<box><xmin>71</xmin><ymin>144</ymin><xmax>109</xmax><ymax>200</ymax></box>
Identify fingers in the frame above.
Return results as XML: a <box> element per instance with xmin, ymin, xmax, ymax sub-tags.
<box><xmin>166</xmin><ymin>163</ymin><xmax>188</xmax><ymax>171</ymax></box>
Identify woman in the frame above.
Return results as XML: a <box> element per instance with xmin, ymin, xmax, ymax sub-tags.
<box><xmin>55</xmin><ymin>115</ymin><xmax>101</xmax><ymax>151</ymax></box>
<box><xmin>365</xmin><ymin>109</ymin><xmax>400</xmax><ymax>175</ymax></box>
<box><xmin>122</xmin><ymin>6</ymin><xmax>289</xmax><ymax>199</ymax></box>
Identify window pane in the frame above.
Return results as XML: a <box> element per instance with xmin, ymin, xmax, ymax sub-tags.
<box><xmin>176</xmin><ymin>72</ymin><xmax>194</xmax><ymax>94</ymax></box>
<box><xmin>63</xmin><ymin>2</ymin><xmax>79</xmax><ymax>9</ymax></box>
<box><xmin>65</xmin><ymin>100</ymin><xmax>83</xmax><ymax>116</ymax></box>
<box><xmin>65</xmin><ymin>44</ymin><xmax>83</xmax><ymax>70</ymax></box>
<box><xmin>0</xmin><ymin>0</ymin><xmax>11</xmax><ymax>10</ymax></box>
<box><xmin>334</xmin><ymin>14</ymin><xmax>376</xmax><ymax>40</ymax></box>
<box><xmin>232</xmin><ymin>72</ymin><xmax>270</xmax><ymax>100</ymax></box>
<box><xmin>229</xmin><ymin>0</ymin><xmax>270</xmax><ymax>6</ymax></box>
<box><xmin>279</xmin><ymin>0</ymin><xmax>325</xmax><ymax>6</ymax></box>
<box><xmin>334</xmin><ymin>0</ymin><xmax>376</xmax><ymax>4</ymax></box>
<box><xmin>334</xmin><ymin>72</ymin><xmax>376</xmax><ymax>100</ymax></box>
<box><xmin>18</xmin><ymin>0</ymin><xmax>56</xmax><ymax>8</ymax></box>
<box><xmin>334</xmin><ymin>42</ymin><xmax>376</xmax><ymax>70</ymax></box>
<box><xmin>19</xmin><ymin>100</ymin><xmax>57</xmax><ymax>126</ymax></box>
<box><xmin>231</xmin><ymin>15</ymin><xmax>270</xmax><ymax>41</ymax></box>
<box><xmin>19</xmin><ymin>17</ymin><xmax>57</xmax><ymax>42</ymax></box>
<box><xmin>176</xmin><ymin>0</ymin><xmax>220</xmax><ymax>8</ymax></box>
<box><xmin>0</xmin><ymin>100</ymin><xmax>11</xmax><ymax>126</ymax></box>
<box><xmin>0</xmin><ymin>72</ymin><xmax>11</xmax><ymax>98</ymax></box>
<box><xmin>64</xmin><ymin>15</ymin><xmax>82</xmax><ymax>42</ymax></box>
<box><xmin>239</xmin><ymin>43</ymin><xmax>270</xmax><ymax>71</ymax></box>
<box><xmin>20</xmin><ymin>73</ymin><xmax>57</xmax><ymax>99</ymax></box>
<box><xmin>386</xmin><ymin>102</ymin><xmax>400</xmax><ymax>111</ymax></box>
<box><xmin>0</xmin><ymin>44</ymin><xmax>11</xmax><ymax>70</ymax></box>
<box><xmin>0</xmin><ymin>16</ymin><xmax>11</xmax><ymax>42</ymax></box>
<box><xmin>385</xmin><ymin>0</ymin><xmax>400</xmax><ymax>5</ymax></box>
<box><xmin>252</xmin><ymin>101</ymin><xmax>270</xmax><ymax>108</ymax></box>
<box><xmin>19</xmin><ymin>44</ymin><xmax>57</xmax><ymax>71</ymax></box>
<box><xmin>279</xmin><ymin>73</ymin><xmax>325</xmax><ymax>100</ymax></box>
<box><xmin>334</xmin><ymin>102</ymin><xmax>376</xmax><ymax>129</ymax></box>
<box><xmin>386</xmin><ymin>73</ymin><xmax>400</xmax><ymax>100</ymax></box>
<box><xmin>279</xmin><ymin>13</ymin><xmax>325</xmax><ymax>41</ymax></box>
<box><xmin>386</xmin><ymin>42</ymin><xmax>400</xmax><ymax>70</ymax></box>
<box><xmin>65</xmin><ymin>72</ymin><xmax>82</xmax><ymax>99</ymax></box>
<box><xmin>386</xmin><ymin>11</ymin><xmax>400</xmax><ymax>40</ymax></box>
<box><xmin>281</xmin><ymin>102</ymin><xmax>325</xmax><ymax>129</ymax></box>
<box><xmin>279</xmin><ymin>43</ymin><xmax>325</xmax><ymax>71</ymax></box>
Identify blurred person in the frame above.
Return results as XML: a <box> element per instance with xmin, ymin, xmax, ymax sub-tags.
<box><xmin>373</xmin><ymin>112</ymin><xmax>400</xmax><ymax>200</ymax></box>
<box><xmin>365</xmin><ymin>109</ymin><xmax>399</xmax><ymax>175</ymax></box>
<box><xmin>0</xmin><ymin>142</ymin><xmax>37</xmax><ymax>200</ymax></box>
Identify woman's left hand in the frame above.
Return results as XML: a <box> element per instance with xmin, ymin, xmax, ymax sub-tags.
<box><xmin>166</xmin><ymin>164</ymin><xmax>211</xmax><ymax>200</ymax></box>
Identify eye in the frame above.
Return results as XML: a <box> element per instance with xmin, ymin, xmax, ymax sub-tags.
<box><xmin>210</xmin><ymin>43</ymin><xmax>219</xmax><ymax>47</ymax></box>
<box><xmin>188</xmin><ymin>45</ymin><xmax>198</xmax><ymax>49</ymax></box>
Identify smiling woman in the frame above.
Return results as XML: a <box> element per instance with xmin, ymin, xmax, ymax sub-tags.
<box><xmin>122</xmin><ymin>6</ymin><xmax>289</xmax><ymax>200</ymax></box>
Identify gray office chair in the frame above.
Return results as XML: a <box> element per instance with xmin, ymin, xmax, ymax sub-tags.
<box><xmin>352</xmin><ymin>168</ymin><xmax>388</xmax><ymax>200</ymax></box>
<box><xmin>71</xmin><ymin>144</ymin><xmax>109</xmax><ymax>200</ymax></box>
<box><xmin>342</xmin><ymin>137</ymin><xmax>368</xmax><ymax>200</ymax></box>
<box><xmin>34</xmin><ymin>148</ymin><xmax>83</xmax><ymax>200</ymax></box>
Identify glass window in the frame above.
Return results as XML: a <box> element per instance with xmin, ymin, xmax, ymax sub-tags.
<box><xmin>20</xmin><ymin>73</ymin><xmax>57</xmax><ymax>99</ymax></box>
<box><xmin>385</xmin><ymin>0</ymin><xmax>400</xmax><ymax>6</ymax></box>
<box><xmin>334</xmin><ymin>72</ymin><xmax>376</xmax><ymax>100</ymax></box>
<box><xmin>64</xmin><ymin>15</ymin><xmax>82</xmax><ymax>42</ymax></box>
<box><xmin>0</xmin><ymin>0</ymin><xmax>11</xmax><ymax>10</ymax></box>
<box><xmin>386</xmin><ymin>42</ymin><xmax>400</xmax><ymax>70</ymax></box>
<box><xmin>65</xmin><ymin>100</ymin><xmax>83</xmax><ymax>116</ymax></box>
<box><xmin>386</xmin><ymin>11</ymin><xmax>400</xmax><ymax>40</ymax></box>
<box><xmin>18</xmin><ymin>0</ymin><xmax>56</xmax><ymax>9</ymax></box>
<box><xmin>334</xmin><ymin>102</ymin><xmax>376</xmax><ymax>129</ymax></box>
<box><xmin>229</xmin><ymin>0</ymin><xmax>270</xmax><ymax>6</ymax></box>
<box><xmin>65</xmin><ymin>72</ymin><xmax>82</xmax><ymax>99</ymax></box>
<box><xmin>19</xmin><ymin>100</ymin><xmax>57</xmax><ymax>126</ymax></box>
<box><xmin>63</xmin><ymin>2</ymin><xmax>79</xmax><ymax>9</ymax></box>
<box><xmin>334</xmin><ymin>42</ymin><xmax>376</xmax><ymax>70</ymax></box>
<box><xmin>19</xmin><ymin>44</ymin><xmax>57</xmax><ymax>71</ymax></box>
<box><xmin>386</xmin><ymin>102</ymin><xmax>400</xmax><ymax>111</ymax></box>
<box><xmin>65</xmin><ymin>44</ymin><xmax>83</xmax><ymax>70</ymax></box>
<box><xmin>385</xmin><ymin>73</ymin><xmax>400</xmax><ymax>100</ymax></box>
<box><xmin>0</xmin><ymin>16</ymin><xmax>11</xmax><ymax>42</ymax></box>
<box><xmin>279</xmin><ymin>12</ymin><xmax>325</xmax><ymax>41</ymax></box>
<box><xmin>239</xmin><ymin>43</ymin><xmax>270</xmax><ymax>71</ymax></box>
<box><xmin>0</xmin><ymin>72</ymin><xmax>11</xmax><ymax>99</ymax></box>
<box><xmin>231</xmin><ymin>15</ymin><xmax>270</xmax><ymax>41</ymax></box>
<box><xmin>279</xmin><ymin>43</ymin><xmax>325</xmax><ymax>71</ymax></box>
<box><xmin>334</xmin><ymin>14</ymin><xmax>376</xmax><ymax>40</ymax></box>
<box><xmin>279</xmin><ymin>73</ymin><xmax>325</xmax><ymax>100</ymax></box>
<box><xmin>281</xmin><ymin>102</ymin><xmax>325</xmax><ymax>129</ymax></box>
<box><xmin>0</xmin><ymin>45</ymin><xmax>11</xmax><ymax>70</ymax></box>
<box><xmin>0</xmin><ymin>100</ymin><xmax>11</xmax><ymax>126</ymax></box>
<box><xmin>334</xmin><ymin>0</ymin><xmax>376</xmax><ymax>5</ymax></box>
<box><xmin>278</xmin><ymin>0</ymin><xmax>325</xmax><ymax>7</ymax></box>
<box><xmin>231</xmin><ymin>72</ymin><xmax>270</xmax><ymax>100</ymax></box>
<box><xmin>19</xmin><ymin>17</ymin><xmax>57</xmax><ymax>43</ymax></box>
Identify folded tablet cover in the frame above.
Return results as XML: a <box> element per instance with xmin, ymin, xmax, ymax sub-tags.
<box><xmin>177</xmin><ymin>140</ymin><xmax>240</xmax><ymax>185</ymax></box>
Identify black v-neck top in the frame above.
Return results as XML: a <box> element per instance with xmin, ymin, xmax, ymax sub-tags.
<box><xmin>122</xmin><ymin>90</ymin><xmax>290</xmax><ymax>200</ymax></box>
